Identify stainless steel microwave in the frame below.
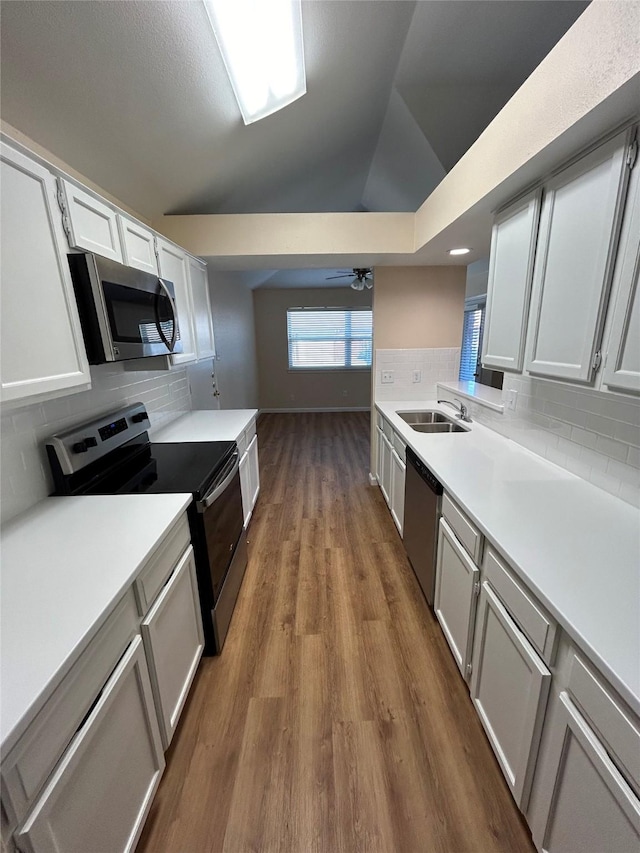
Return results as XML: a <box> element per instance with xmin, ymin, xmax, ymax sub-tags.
<box><xmin>68</xmin><ymin>253</ymin><xmax>183</xmax><ymax>364</ymax></box>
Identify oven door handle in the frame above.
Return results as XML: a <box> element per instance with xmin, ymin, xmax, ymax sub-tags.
<box><xmin>196</xmin><ymin>451</ymin><xmax>240</xmax><ymax>512</ymax></box>
<box><xmin>155</xmin><ymin>277</ymin><xmax>179</xmax><ymax>353</ymax></box>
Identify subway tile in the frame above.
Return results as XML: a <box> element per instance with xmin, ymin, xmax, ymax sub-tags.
<box><xmin>627</xmin><ymin>446</ymin><xmax>640</xmax><ymax>469</ymax></box>
<box><xmin>570</xmin><ymin>426</ymin><xmax>599</xmax><ymax>449</ymax></box>
<box><xmin>585</xmin><ymin>412</ymin><xmax>617</xmax><ymax>436</ymax></box>
<box><xmin>578</xmin><ymin>446</ymin><xmax>609</xmax><ymax>472</ymax></box>
<box><xmin>564</xmin><ymin>455</ymin><xmax>593</xmax><ymax>480</ymax></box>
<box><xmin>614</xmin><ymin>420</ymin><xmax>640</xmax><ymax>447</ymax></box>
<box><xmin>588</xmin><ymin>468</ymin><xmax>621</xmax><ymax>497</ymax></box>
<box><xmin>606</xmin><ymin>458</ymin><xmax>640</xmax><ymax>487</ymax></box>
<box><xmin>545</xmin><ymin>446</ymin><xmax>567</xmax><ymax>468</ymax></box>
<box><xmin>557</xmin><ymin>437</ymin><xmax>583</xmax><ymax>460</ymax></box>
<box><xmin>595</xmin><ymin>434</ymin><xmax>629</xmax><ymax>462</ymax></box>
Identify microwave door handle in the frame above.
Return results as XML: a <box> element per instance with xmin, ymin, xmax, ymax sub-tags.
<box><xmin>196</xmin><ymin>451</ymin><xmax>240</xmax><ymax>512</ymax></box>
<box><xmin>155</xmin><ymin>278</ymin><xmax>179</xmax><ymax>352</ymax></box>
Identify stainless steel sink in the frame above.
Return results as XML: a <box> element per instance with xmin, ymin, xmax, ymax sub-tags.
<box><xmin>397</xmin><ymin>411</ymin><xmax>451</xmax><ymax>424</ymax></box>
<box><xmin>411</xmin><ymin>422</ymin><xmax>468</xmax><ymax>434</ymax></box>
<box><xmin>396</xmin><ymin>410</ymin><xmax>469</xmax><ymax>433</ymax></box>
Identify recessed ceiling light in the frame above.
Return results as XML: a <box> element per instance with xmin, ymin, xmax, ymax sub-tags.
<box><xmin>203</xmin><ymin>0</ymin><xmax>306</xmax><ymax>125</ymax></box>
<box><xmin>448</xmin><ymin>248</ymin><xmax>471</xmax><ymax>256</ymax></box>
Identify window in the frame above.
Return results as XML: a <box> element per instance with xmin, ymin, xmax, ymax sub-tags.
<box><xmin>459</xmin><ymin>305</ymin><xmax>485</xmax><ymax>381</ymax></box>
<box><xmin>459</xmin><ymin>297</ymin><xmax>503</xmax><ymax>389</ymax></box>
<box><xmin>287</xmin><ymin>307</ymin><xmax>372</xmax><ymax>369</ymax></box>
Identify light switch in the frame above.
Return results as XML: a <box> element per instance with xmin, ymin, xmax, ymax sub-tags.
<box><xmin>381</xmin><ymin>370</ymin><xmax>394</xmax><ymax>384</ymax></box>
<box><xmin>412</xmin><ymin>370</ymin><xmax>421</xmax><ymax>383</ymax></box>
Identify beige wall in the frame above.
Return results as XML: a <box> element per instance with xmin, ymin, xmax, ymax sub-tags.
<box><xmin>208</xmin><ymin>271</ymin><xmax>259</xmax><ymax>409</ymax></box>
<box><xmin>373</xmin><ymin>266</ymin><xmax>466</xmax><ymax>350</ymax></box>
<box><xmin>254</xmin><ymin>287</ymin><xmax>373</xmax><ymax>411</ymax></box>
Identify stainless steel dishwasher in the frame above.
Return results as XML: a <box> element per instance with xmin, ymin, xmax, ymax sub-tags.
<box><xmin>403</xmin><ymin>446</ymin><xmax>443</xmax><ymax>606</ymax></box>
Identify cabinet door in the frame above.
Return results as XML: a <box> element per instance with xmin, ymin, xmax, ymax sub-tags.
<box><xmin>187</xmin><ymin>257</ymin><xmax>216</xmax><ymax>360</ymax></box>
<box><xmin>390</xmin><ymin>447</ymin><xmax>405</xmax><ymax>536</ymax></box>
<box><xmin>529</xmin><ymin>691</ymin><xmax>640</xmax><ymax>853</ymax></box>
<box><xmin>141</xmin><ymin>548</ymin><xmax>204</xmax><ymax>749</ymax></box>
<box><xmin>482</xmin><ymin>190</ymin><xmax>541</xmax><ymax>372</ymax></box>
<box><xmin>59</xmin><ymin>179</ymin><xmax>123</xmax><ymax>263</ymax></box>
<box><xmin>375</xmin><ymin>426</ymin><xmax>384</xmax><ymax>484</ymax></box>
<box><xmin>239</xmin><ymin>450</ymin><xmax>252</xmax><ymax>528</ymax></box>
<box><xmin>602</xmin><ymin>153</ymin><xmax>640</xmax><ymax>394</ymax></box>
<box><xmin>0</xmin><ymin>145</ymin><xmax>91</xmax><ymax>403</ymax></box>
<box><xmin>470</xmin><ymin>581</ymin><xmax>551</xmax><ymax>810</ymax></box>
<box><xmin>156</xmin><ymin>238</ymin><xmax>197</xmax><ymax>365</ymax></box>
<box><xmin>118</xmin><ymin>215</ymin><xmax>158</xmax><ymax>276</ymax></box>
<box><xmin>434</xmin><ymin>517</ymin><xmax>479</xmax><ymax>680</ymax></box>
<box><xmin>525</xmin><ymin>128</ymin><xmax>633</xmax><ymax>382</ymax></box>
<box><xmin>380</xmin><ymin>433</ymin><xmax>392</xmax><ymax>506</ymax></box>
<box><xmin>247</xmin><ymin>433</ymin><xmax>260</xmax><ymax>513</ymax></box>
<box><xmin>15</xmin><ymin>636</ymin><xmax>164</xmax><ymax>853</ymax></box>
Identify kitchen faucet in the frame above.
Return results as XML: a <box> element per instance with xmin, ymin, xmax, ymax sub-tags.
<box><xmin>437</xmin><ymin>398</ymin><xmax>472</xmax><ymax>423</ymax></box>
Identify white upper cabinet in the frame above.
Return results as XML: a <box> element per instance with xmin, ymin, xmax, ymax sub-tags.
<box><xmin>59</xmin><ymin>179</ymin><xmax>123</xmax><ymax>263</ymax></box>
<box><xmin>602</xmin><ymin>149</ymin><xmax>640</xmax><ymax>394</ymax></box>
<box><xmin>482</xmin><ymin>190</ymin><xmax>541</xmax><ymax>372</ymax></box>
<box><xmin>0</xmin><ymin>144</ymin><xmax>91</xmax><ymax>404</ymax></box>
<box><xmin>525</xmin><ymin>128</ymin><xmax>634</xmax><ymax>383</ymax></box>
<box><xmin>118</xmin><ymin>215</ymin><xmax>159</xmax><ymax>276</ymax></box>
<box><xmin>187</xmin><ymin>256</ymin><xmax>216</xmax><ymax>359</ymax></box>
<box><xmin>156</xmin><ymin>238</ymin><xmax>197</xmax><ymax>365</ymax></box>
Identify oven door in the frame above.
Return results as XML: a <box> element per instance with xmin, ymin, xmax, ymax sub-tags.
<box><xmin>197</xmin><ymin>451</ymin><xmax>244</xmax><ymax>602</ymax></box>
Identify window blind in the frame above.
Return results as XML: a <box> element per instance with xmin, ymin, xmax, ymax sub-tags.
<box><xmin>287</xmin><ymin>308</ymin><xmax>372</xmax><ymax>369</ymax></box>
<box><xmin>459</xmin><ymin>308</ymin><xmax>484</xmax><ymax>381</ymax></box>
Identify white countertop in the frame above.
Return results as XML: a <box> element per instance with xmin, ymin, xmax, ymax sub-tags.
<box><xmin>377</xmin><ymin>400</ymin><xmax>640</xmax><ymax>715</ymax></box>
<box><xmin>152</xmin><ymin>409</ymin><xmax>258</xmax><ymax>443</ymax></box>
<box><xmin>1</xmin><ymin>493</ymin><xmax>191</xmax><ymax>753</ymax></box>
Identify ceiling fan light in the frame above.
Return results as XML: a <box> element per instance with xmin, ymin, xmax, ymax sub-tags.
<box><xmin>203</xmin><ymin>0</ymin><xmax>306</xmax><ymax>125</ymax></box>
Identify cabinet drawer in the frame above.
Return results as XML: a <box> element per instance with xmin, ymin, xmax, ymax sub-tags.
<box><xmin>567</xmin><ymin>653</ymin><xmax>640</xmax><ymax>794</ymax></box>
<box><xmin>2</xmin><ymin>588</ymin><xmax>138</xmax><ymax>826</ymax></box>
<box><xmin>141</xmin><ymin>548</ymin><xmax>204</xmax><ymax>749</ymax></box>
<box><xmin>483</xmin><ymin>546</ymin><xmax>557</xmax><ymax>665</ymax></box>
<box><xmin>392</xmin><ymin>432</ymin><xmax>405</xmax><ymax>461</ymax></box>
<box><xmin>244</xmin><ymin>419</ymin><xmax>257</xmax><ymax>446</ymax></box>
<box><xmin>441</xmin><ymin>492</ymin><xmax>482</xmax><ymax>562</ymax></box>
<box><xmin>134</xmin><ymin>514</ymin><xmax>191</xmax><ymax>614</ymax></box>
<box><xmin>382</xmin><ymin>417</ymin><xmax>393</xmax><ymax>441</ymax></box>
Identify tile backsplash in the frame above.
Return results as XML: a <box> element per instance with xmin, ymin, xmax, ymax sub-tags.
<box><xmin>1</xmin><ymin>363</ymin><xmax>192</xmax><ymax>526</ymax></box>
<box><xmin>375</xmin><ymin>348</ymin><xmax>461</xmax><ymax>400</ymax></box>
<box><xmin>438</xmin><ymin>375</ymin><xmax>640</xmax><ymax>507</ymax></box>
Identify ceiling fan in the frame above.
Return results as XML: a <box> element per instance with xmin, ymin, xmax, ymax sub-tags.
<box><xmin>325</xmin><ymin>268</ymin><xmax>373</xmax><ymax>290</ymax></box>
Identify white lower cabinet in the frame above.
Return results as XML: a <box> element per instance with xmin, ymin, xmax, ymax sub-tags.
<box><xmin>434</xmin><ymin>517</ymin><xmax>480</xmax><ymax>680</ymax></box>
<box><xmin>529</xmin><ymin>691</ymin><xmax>640</xmax><ymax>852</ymax></box>
<box><xmin>390</xmin><ymin>447</ymin><xmax>405</xmax><ymax>535</ymax></box>
<box><xmin>239</xmin><ymin>428</ymin><xmax>260</xmax><ymax>528</ymax></box>
<box><xmin>470</xmin><ymin>581</ymin><xmax>551</xmax><ymax>809</ymax></box>
<box><xmin>14</xmin><ymin>636</ymin><xmax>164</xmax><ymax>853</ymax></box>
<box><xmin>141</xmin><ymin>548</ymin><xmax>204</xmax><ymax>749</ymax></box>
<box><xmin>379</xmin><ymin>431</ymin><xmax>392</xmax><ymax>506</ymax></box>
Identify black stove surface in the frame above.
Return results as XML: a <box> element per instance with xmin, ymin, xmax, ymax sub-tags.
<box><xmin>75</xmin><ymin>440</ymin><xmax>236</xmax><ymax>500</ymax></box>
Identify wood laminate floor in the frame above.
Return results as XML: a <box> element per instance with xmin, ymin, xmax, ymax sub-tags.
<box><xmin>138</xmin><ymin>412</ymin><xmax>535</xmax><ymax>853</ymax></box>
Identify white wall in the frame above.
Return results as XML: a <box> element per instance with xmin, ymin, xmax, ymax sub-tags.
<box><xmin>254</xmin><ymin>286</ymin><xmax>373</xmax><ymax>411</ymax></box>
<box><xmin>375</xmin><ymin>348</ymin><xmax>461</xmax><ymax>401</ymax></box>
<box><xmin>1</xmin><ymin>365</ymin><xmax>191</xmax><ymax>525</ymax></box>
<box><xmin>437</xmin><ymin>377</ymin><xmax>640</xmax><ymax>507</ymax></box>
<box><xmin>207</xmin><ymin>270</ymin><xmax>259</xmax><ymax>410</ymax></box>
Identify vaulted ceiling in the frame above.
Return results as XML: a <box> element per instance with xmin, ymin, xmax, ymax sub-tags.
<box><xmin>1</xmin><ymin>0</ymin><xmax>588</xmax><ymax>224</ymax></box>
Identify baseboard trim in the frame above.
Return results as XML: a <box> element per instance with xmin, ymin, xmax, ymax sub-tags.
<box><xmin>368</xmin><ymin>472</ymin><xmax>379</xmax><ymax>486</ymax></box>
<box><xmin>258</xmin><ymin>407</ymin><xmax>371</xmax><ymax>414</ymax></box>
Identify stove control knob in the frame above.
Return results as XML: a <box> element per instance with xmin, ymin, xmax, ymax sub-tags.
<box><xmin>131</xmin><ymin>412</ymin><xmax>148</xmax><ymax>423</ymax></box>
<box><xmin>85</xmin><ymin>437</ymin><xmax>98</xmax><ymax>448</ymax></box>
<box><xmin>72</xmin><ymin>441</ymin><xmax>88</xmax><ymax>454</ymax></box>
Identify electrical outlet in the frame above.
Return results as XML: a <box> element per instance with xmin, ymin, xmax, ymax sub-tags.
<box><xmin>381</xmin><ymin>370</ymin><xmax>394</xmax><ymax>384</ymax></box>
<box><xmin>412</xmin><ymin>370</ymin><xmax>422</xmax><ymax>383</ymax></box>
<box><xmin>506</xmin><ymin>389</ymin><xmax>518</xmax><ymax>410</ymax></box>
